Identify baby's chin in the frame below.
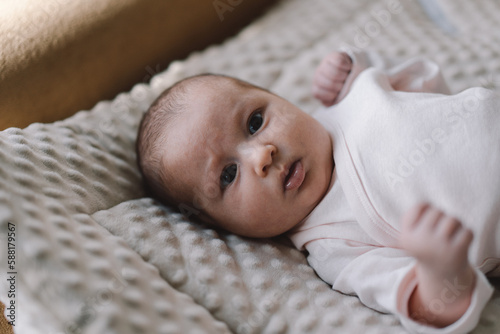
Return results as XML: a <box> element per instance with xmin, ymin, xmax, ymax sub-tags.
<box><xmin>204</xmin><ymin>207</ymin><xmax>307</xmax><ymax>238</ymax></box>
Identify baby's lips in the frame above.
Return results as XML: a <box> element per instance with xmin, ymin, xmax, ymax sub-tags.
<box><xmin>284</xmin><ymin>160</ymin><xmax>305</xmax><ymax>191</ymax></box>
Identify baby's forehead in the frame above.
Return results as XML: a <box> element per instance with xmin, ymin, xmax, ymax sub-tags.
<box><xmin>166</xmin><ymin>76</ymin><xmax>257</xmax><ymax>147</ymax></box>
<box><xmin>181</xmin><ymin>77</ymin><xmax>259</xmax><ymax>112</ymax></box>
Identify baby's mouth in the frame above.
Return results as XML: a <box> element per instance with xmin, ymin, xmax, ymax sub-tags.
<box><xmin>283</xmin><ymin>160</ymin><xmax>305</xmax><ymax>191</ymax></box>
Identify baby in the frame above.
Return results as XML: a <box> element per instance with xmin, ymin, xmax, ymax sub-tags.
<box><xmin>136</xmin><ymin>50</ymin><xmax>500</xmax><ymax>333</ymax></box>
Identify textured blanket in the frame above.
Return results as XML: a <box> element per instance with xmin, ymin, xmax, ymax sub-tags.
<box><xmin>1</xmin><ymin>0</ymin><xmax>500</xmax><ymax>333</ymax></box>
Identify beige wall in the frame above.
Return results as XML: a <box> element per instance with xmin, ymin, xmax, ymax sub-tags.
<box><xmin>0</xmin><ymin>0</ymin><xmax>275</xmax><ymax>130</ymax></box>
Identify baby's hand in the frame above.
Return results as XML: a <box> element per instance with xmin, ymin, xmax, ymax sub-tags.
<box><xmin>312</xmin><ymin>51</ymin><xmax>352</xmax><ymax>106</ymax></box>
<box><xmin>400</xmin><ymin>203</ymin><xmax>476</xmax><ymax>327</ymax></box>
<box><xmin>399</xmin><ymin>203</ymin><xmax>473</xmax><ymax>277</ymax></box>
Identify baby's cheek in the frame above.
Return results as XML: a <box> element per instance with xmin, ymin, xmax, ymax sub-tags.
<box><xmin>240</xmin><ymin>186</ymin><xmax>272</xmax><ymax>218</ymax></box>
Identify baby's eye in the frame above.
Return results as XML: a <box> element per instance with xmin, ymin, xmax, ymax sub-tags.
<box><xmin>220</xmin><ymin>164</ymin><xmax>237</xmax><ymax>188</ymax></box>
<box><xmin>248</xmin><ymin>110</ymin><xmax>263</xmax><ymax>135</ymax></box>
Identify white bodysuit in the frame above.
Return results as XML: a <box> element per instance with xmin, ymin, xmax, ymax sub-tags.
<box><xmin>287</xmin><ymin>50</ymin><xmax>500</xmax><ymax>334</ymax></box>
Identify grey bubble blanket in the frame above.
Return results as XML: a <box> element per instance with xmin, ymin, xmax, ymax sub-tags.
<box><xmin>1</xmin><ymin>0</ymin><xmax>500</xmax><ymax>333</ymax></box>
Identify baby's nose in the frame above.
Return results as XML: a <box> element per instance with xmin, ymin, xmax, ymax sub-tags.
<box><xmin>252</xmin><ymin>144</ymin><xmax>276</xmax><ymax>177</ymax></box>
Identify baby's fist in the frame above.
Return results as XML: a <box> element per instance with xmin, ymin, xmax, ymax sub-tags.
<box><xmin>399</xmin><ymin>203</ymin><xmax>473</xmax><ymax>276</ymax></box>
<box><xmin>313</xmin><ymin>52</ymin><xmax>352</xmax><ymax>106</ymax></box>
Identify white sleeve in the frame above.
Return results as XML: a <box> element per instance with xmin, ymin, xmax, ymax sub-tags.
<box><xmin>335</xmin><ymin>49</ymin><xmax>451</xmax><ymax>103</ymax></box>
<box><xmin>305</xmin><ymin>239</ymin><xmax>494</xmax><ymax>334</ymax></box>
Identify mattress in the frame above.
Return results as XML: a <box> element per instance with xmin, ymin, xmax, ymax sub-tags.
<box><xmin>1</xmin><ymin>0</ymin><xmax>500</xmax><ymax>333</ymax></box>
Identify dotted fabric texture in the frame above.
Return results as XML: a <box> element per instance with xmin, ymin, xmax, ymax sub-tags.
<box><xmin>1</xmin><ymin>0</ymin><xmax>500</xmax><ymax>333</ymax></box>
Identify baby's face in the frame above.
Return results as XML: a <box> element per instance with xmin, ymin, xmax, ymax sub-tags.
<box><xmin>164</xmin><ymin>78</ymin><xmax>333</xmax><ymax>237</ymax></box>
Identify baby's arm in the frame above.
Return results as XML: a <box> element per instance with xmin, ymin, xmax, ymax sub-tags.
<box><xmin>312</xmin><ymin>51</ymin><xmax>352</xmax><ymax>106</ymax></box>
<box><xmin>313</xmin><ymin>50</ymin><xmax>451</xmax><ymax>106</ymax></box>
<box><xmin>399</xmin><ymin>203</ymin><xmax>475</xmax><ymax>328</ymax></box>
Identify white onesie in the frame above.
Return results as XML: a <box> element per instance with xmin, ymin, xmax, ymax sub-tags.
<box><xmin>287</xmin><ymin>50</ymin><xmax>499</xmax><ymax>334</ymax></box>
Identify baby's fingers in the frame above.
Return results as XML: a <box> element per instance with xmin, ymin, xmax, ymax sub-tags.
<box><xmin>324</xmin><ymin>52</ymin><xmax>352</xmax><ymax>72</ymax></box>
<box><xmin>449</xmin><ymin>224</ymin><xmax>473</xmax><ymax>271</ymax></box>
<box><xmin>314</xmin><ymin>52</ymin><xmax>351</xmax><ymax>84</ymax></box>
<box><xmin>436</xmin><ymin>216</ymin><xmax>461</xmax><ymax>239</ymax></box>
<box><xmin>312</xmin><ymin>85</ymin><xmax>338</xmax><ymax>106</ymax></box>
<box><xmin>401</xmin><ymin>202</ymin><xmax>429</xmax><ymax>231</ymax></box>
<box><xmin>419</xmin><ymin>206</ymin><xmax>444</xmax><ymax>231</ymax></box>
<box><xmin>314</xmin><ymin>69</ymin><xmax>349</xmax><ymax>89</ymax></box>
<box><xmin>453</xmin><ymin>225</ymin><xmax>473</xmax><ymax>249</ymax></box>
